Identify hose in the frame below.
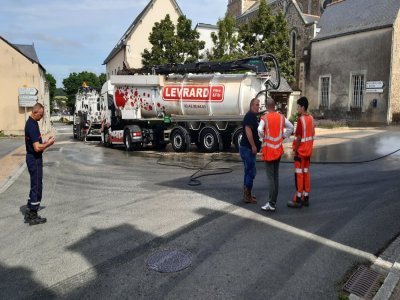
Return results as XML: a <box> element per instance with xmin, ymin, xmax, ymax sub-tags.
<box><xmin>155</xmin><ymin>147</ymin><xmax>400</xmax><ymax>186</ymax></box>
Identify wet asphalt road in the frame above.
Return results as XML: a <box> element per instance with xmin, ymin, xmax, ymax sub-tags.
<box><xmin>0</xmin><ymin>124</ymin><xmax>399</xmax><ymax>299</ymax></box>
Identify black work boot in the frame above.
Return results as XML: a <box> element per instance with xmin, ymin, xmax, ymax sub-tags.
<box><xmin>302</xmin><ymin>195</ymin><xmax>309</xmax><ymax>207</ymax></box>
<box><xmin>287</xmin><ymin>196</ymin><xmax>303</xmax><ymax>208</ymax></box>
<box><xmin>24</xmin><ymin>209</ymin><xmax>47</xmax><ymax>226</ymax></box>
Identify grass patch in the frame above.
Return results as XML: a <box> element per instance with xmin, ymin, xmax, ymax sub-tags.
<box><xmin>315</xmin><ymin>119</ymin><xmax>347</xmax><ymax>129</ymax></box>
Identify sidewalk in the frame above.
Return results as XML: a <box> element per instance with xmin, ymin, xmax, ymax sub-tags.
<box><xmin>0</xmin><ymin>138</ymin><xmax>26</xmax><ymax>194</ymax></box>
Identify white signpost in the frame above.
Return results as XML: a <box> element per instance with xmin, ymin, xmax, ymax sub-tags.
<box><xmin>366</xmin><ymin>81</ymin><xmax>384</xmax><ymax>94</ymax></box>
<box><xmin>18</xmin><ymin>87</ymin><xmax>39</xmax><ymax>120</ymax></box>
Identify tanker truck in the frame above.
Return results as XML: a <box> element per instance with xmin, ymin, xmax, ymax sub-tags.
<box><xmin>73</xmin><ymin>85</ymin><xmax>102</xmax><ymax>141</ymax></box>
<box><xmin>100</xmin><ymin>54</ymin><xmax>280</xmax><ymax>152</ymax></box>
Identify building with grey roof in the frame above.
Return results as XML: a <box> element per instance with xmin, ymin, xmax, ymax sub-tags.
<box><xmin>306</xmin><ymin>0</ymin><xmax>400</xmax><ymax>124</ymax></box>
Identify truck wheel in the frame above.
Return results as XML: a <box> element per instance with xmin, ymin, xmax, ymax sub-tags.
<box><xmin>77</xmin><ymin>125</ymin><xmax>81</xmax><ymax>141</ymax></box>
<box><xmin>73</xmin><ymin>125</ymin><xmax>77</xmax><ymax>139</ymax></box>
<box><xmin>233</xmin><ymin>128</ymin><xmax>243</xmax><ymax>152</ymax></box>
<box><xmin>124</xmin><ymin>130</ymin><xmax>133</xmax><ymax>151</ymax></box>
<box><xmin>200</xmin><ymin>127</ymin><xmax>219</xmax><ymax>153</ymax></box>
<box><xmin>222</xmin><ymin>133</ymin><xmax>232</xmax><ymax>151</ymax></box>
<box><xmin>171</xmin><ymin>128</ymin><xmax>189</xmax><ymax>152</ymax></box>
<box><xmin>103</xmin><ymin>130</ymin><xmax>112</xmax><ymax>147</ymax></box>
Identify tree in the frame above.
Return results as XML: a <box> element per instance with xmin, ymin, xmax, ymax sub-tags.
<box><xmin>45</xmin><ymin>73</ymin><xmax>56</xmax><ymax>112</ymax></box>
<box><xmin>62</xmin><ymin>71</ymin><xmax>103</xmax><ymax>111</ymax></box>
<box><xmin>176</xmin><ymin>15</ymin><xmax>205</xmax><ymax>63</ymax></box>
<box><xmin>207</xmin><ymin>15</ymin><xmax>240</xmax><ymax>61</ymax></box>
<box><xmin>142</xmin><ymin>14</ymin><xmax>204</xmax><ymax>67</ymax></box>
<box><xmin>238</xmin><ymin>0</ymin><xmax>294</xmax><ymax>82</ymax></box>
<box><xmin>142</xmin><ymin>14</ymin><xmax>177</xmax><ymax>67</ymax></box>
<box><xmin>98</xmin><ymin>73</ymin><xmax>107</xmax><ymax>87</ymax></box>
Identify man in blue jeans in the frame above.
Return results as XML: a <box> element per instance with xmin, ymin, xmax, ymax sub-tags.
<box><xmin>239</xmin><ymin>98</ymin><xmax>261</xmax><ymax>204</ymax></box>
<box><xmin>24</xmin><ymin>103</ymin><xmax>55</xmax><ymax>225</ymax></box>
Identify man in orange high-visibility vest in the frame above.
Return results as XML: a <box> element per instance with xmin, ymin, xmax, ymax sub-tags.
<box><xmin>287</xmin><ymin>97</ymin><xmax>315</xmax><ymax>208</ymax></box>
<box><xmin>258</xmin><ymin>97</ymin><xmax>293</xmax><ymax>212</ymax></box>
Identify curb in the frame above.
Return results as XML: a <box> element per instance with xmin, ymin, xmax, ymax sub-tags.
<box><xmin>0</xmin><ymin>162</ymin><xmax>26</xmax><ymax>194</ymax></box>
<box><xmin>0</xmin><ymin>144</ymin><xmax>26</xmax><ymax>194</ymax></box>
<box><xmin>373</xmin><ymin>260</ymin><xmax>400</xmax><ymax>300</ymax></box>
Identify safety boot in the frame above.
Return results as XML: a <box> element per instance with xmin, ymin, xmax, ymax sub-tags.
<box><xmin>243</xmin><ymin>186</ymin><xmax>257</xmax><ymax>201</ymax></box>
<box><xmin>24</xmin><ymin>209</ymin><xmax>47</xmax><ymax>226</ymax></box>
<box><xmin>243</xmin><ymin>187</ymin><xmax>257</xmax><ymax>204</ymax></box>
<box><xmin>302</xmin><ymin>195</ymin><xmax>309</xmax><ymax>207</ymax></box>
<box><xmin>287</xmin><ymin>196</ymin><xmax>302</xmax><ymax>208</ymax></box>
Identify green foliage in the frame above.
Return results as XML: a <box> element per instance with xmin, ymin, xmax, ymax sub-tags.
<box><xmin>237</xmin><ymin>0</ymin><xmax>294</xmax><ymax>82</ymax></box>
<box><xmin>142</xmin><ymin>14</ymin><xmax>204</xmax><ymax>67</ymax></box>
<box><xmin>55</xmin><ymin>88</ymin><xmax>66</xmax><ymax>97</ymax></box>
<box><xmin>45</xmin><ymin>73</ymin><xmax>56</xmax><ymax>111</ymax></box>
<box><xmin>98</xmin><ymin>73</ymin><xmax>107</xmax><ymax>87</ymax></box>
<box><xmin>289</xmin><ymin>113</ymin><xmax>299</xmax><ymax>124</ymax></box>
<box><xmin>207</xmin><ymin>15</ymin><xmax>241</xmax><ymax>61</ymax></box>
<box><xmin>62</xmin><ymin>71</ymin><xmax>103</xmax><ymax>111</ymax></box>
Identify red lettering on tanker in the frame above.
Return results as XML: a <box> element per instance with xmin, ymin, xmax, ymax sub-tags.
<box><xmin>162</xmin><ymin>85</ymin><xmax>224</xmax><ymax>102</ymax></box>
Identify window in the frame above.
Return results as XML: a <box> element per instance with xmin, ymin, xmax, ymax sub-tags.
<box><xmin>290</xmin><ymin>31</ymin><xmax>296</xmax><ymax>57</ymax></box>
<box><xmin>351</xmin><ymin>74</ymin><xmax>365</xmax><ymax>108</ymax></box>
<box><xmin>319</xmin><ymin>75</ymin><xmax>331</xmax><ymax>108</ymax></box>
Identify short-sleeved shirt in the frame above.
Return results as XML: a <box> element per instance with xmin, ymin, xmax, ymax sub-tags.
<box><xmin>25</xmin><ymin>116</ymin><xmax>42</xmax><ymax>158</ymax></box>
<box><xmin>240</xmin><ymin>111</ymin><xmax>261</xmax><ymax>151</ymax></box>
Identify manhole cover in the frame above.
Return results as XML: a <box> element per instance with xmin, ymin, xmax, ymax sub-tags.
<box><xmin>343</xmin><ymin>265</ymin><xmax>384</xmax><ymax>299</ymax></box>
<box><xmin>146</xmin><ymin>249</ymin><xmax>192</xmax><ymax>273</ymax></box>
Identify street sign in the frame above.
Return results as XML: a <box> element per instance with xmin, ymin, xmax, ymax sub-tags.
<box><xmin>18</xmin><ymin>87</ymin><xmax>38</xmax><ymax>95</ymax></box>
<box><xmin>366</xmin><ymin>88</ymin><xmax>384</xmax><ymax>93</ymax></box>
<box><xmin>366</xmin><ymin>81</ymin><xmax>384</xmax><ymax>89</ymax></box>
<box><xmin>19</xmin><ymin>95</ymin><xmax>38</xmax><ymax>107</ymax></box>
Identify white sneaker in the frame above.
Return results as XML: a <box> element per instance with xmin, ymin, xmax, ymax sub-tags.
<box><xmin>261</xmin><ymin>202</ymin><xmax>276</xmax><ymax>212</ymax></box>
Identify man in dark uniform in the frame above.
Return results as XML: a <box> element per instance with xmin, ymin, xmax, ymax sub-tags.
<box><xmin>239</xmin><ymin>98</ymin><xmax>261</xmax><ymax>204</ymax></box>
<box><xmin>24</xmin><ymin>103</ymin><xmax>55</xmax><ymax>225</ymax></box>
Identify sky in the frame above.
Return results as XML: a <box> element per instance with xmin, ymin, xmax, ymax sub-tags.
<box><xmin>1</xmin><ymin>0</ymin><xmax>228</xmax><ymax>87</ymax></box>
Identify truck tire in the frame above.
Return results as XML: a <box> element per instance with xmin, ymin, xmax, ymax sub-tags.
<box><xmin>103</xmin><ymin>130</ymin><xmax>112</xmax><ymax>147</ymax></box>
<box><xmin>221</xmin><ymin>133</ymin><xmax>232</xmax><ymax>151</ymax></box>
<box><xmin>73</xmin><ymin>124</ymin><xmax>77</xmax><ymax>139</ymax></box>
<box><xmin>171</xmin><ymin>128</ymin><xmax>189</xmax><ymax>152</ymax></box>
<box><xmin>233</xmin><ymin>128</ymin><xmax>243</xmax><ymax>152</ymax></box>
<box><xmin>124</xmin><ymin>129</ymin><xmax>133</xmax><ymax>151</ymax></box>
<box><xmin>199</xmin><ymin>127</ymin><xmax>219</xmax><ymax>153</ymax></box>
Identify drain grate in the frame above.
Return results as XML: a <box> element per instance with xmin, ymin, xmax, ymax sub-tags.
<box><xmin>146</xmin><ymin>249</ymin><xmax>192</xmax><ymax>273</ymax></box>
<box><xmin>343</xmin><ymin>265</ymin><xmax>384</xmax><ymax>299</ymax></box>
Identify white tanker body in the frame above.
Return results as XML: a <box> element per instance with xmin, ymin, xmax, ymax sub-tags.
<box><xmin>100</xmin><ymin>55</ymin><xmax>280</xmax><ymax>152</ymax></box>
<box><xmin>73</xmin><ymin>87</ymin><xmax>102</xmax><ymax>141</ymax></box>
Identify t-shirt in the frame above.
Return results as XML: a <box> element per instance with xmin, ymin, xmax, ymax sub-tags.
<box><xmin>240</xmin><ymin>111</ymin><xmax>261</xmax><ymax>151</ymax></box>
<box><xmin>25</xmin><ymin>116</ymin><xmax>42</xmax><ymax>158</ymax></box>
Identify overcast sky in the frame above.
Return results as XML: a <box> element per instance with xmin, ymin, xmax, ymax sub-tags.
<box><xmin>1</xmin><ymin>0</ymin><xmax>227</xmax><ymax>87</ymax></box>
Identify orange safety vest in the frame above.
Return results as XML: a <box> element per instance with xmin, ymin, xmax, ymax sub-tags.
<box><xmin>296</xmin><ymin>114</ymin><xmax>315</xmax><ymax>157</ymax></box>
<box><xmin>261</xmin><ymin>112</ymin><xmax>285</xmax><ymax>161</ymax></box>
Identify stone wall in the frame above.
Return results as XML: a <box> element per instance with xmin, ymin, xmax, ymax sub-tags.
<box><xmin>389</xmin><ymin>11</ymin><xmax>400</xmax><ymax>122</ymax></box>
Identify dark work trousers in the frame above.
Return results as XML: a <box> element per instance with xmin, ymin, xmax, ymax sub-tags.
<box><xmin>239</xmin><ymin>145</ymin><xmax>257</xmax><ymax>189</ymax></box>
<box><xmin>265</xmin><ymin>158</ymin><xmax>281</xmax><ymax>205</ymax></box>
<box><xmin>26</xmin><ymin>154</ymin><xmax>43</xmax><ymax>211</ymax></box>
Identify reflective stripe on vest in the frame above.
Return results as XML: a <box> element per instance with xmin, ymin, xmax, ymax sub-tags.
<box><xmin>261</xmin><ymin>112</ymin><xmax>284</xmax><ymax>161</ymax></box>
<box><xmin>298</xmin><ymin>115</ymin><xmax>315</xmax><ymax>157</ymax></box>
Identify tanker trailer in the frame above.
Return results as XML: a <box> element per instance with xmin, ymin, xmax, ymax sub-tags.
<box><xmin>100</xmin><ymin>54</ymin><xmax>280</xmax><ymax>152</ymax></box>
<box><xmin>73</xmin><ymin>85</ymin><xmax>102</xmax><ymax>141</ymax></box>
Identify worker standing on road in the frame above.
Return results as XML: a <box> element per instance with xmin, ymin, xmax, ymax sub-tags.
<box><xmin>258</xmin><ymin>97</ymin><xmax>293</xmax><ymax>212</ymax></box>
<box><xmin>24</xmin><ymin>103</ymin><xmax>55</xmax><ymax>225</ymax></box>
<box><xmin>287</xmin><ymin>97</ymin><xmax>315</xmax><ymax>208</ymax></box>
<box><xmin>240</xmin><ymin>98</ymin><xmax>261</xmax><ymax>204</ymax></box>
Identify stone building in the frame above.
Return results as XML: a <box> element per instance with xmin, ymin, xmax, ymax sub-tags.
<box><xmin>306</xmin><ymin>0</ymin><xmax>400</xmax><ymax>124</ymax></box>
<box><xmin>226</xmin><ymin>0</ymin><xmax>324</xmax><ymax>91</ymax></box>
<box><xmin>0</xmin><ymin>36</ymin><xmax>50</xmax><ymax>135</ymax></box>
<box><xmin>103</xmin><ymin>0</ymin><xmax>183</xmax><ymax>79</ymax></box>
